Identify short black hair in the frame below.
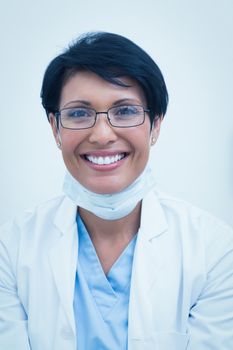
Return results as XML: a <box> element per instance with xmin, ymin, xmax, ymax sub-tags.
<box><xmin>40</xmin><ymin>31</ymin><xmax>168</xmax><ymax>124</ymax></box>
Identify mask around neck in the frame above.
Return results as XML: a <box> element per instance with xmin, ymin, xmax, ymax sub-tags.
<box><xmin>63</xmin><ymin>164</ymin><xmax>156</xmax><ymax>220</ymax></box>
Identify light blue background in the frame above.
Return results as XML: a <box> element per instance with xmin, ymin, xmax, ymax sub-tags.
<box><xmin>1</xmin><ymin>0</ymin><xmax>233</xmax><ymax>226</ymax></box>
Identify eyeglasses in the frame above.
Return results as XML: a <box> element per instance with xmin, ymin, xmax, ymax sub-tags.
<box><xmin>55</xmin><ymin>105</ymin><xmax>150</xmax><ymax>130</ymax></box>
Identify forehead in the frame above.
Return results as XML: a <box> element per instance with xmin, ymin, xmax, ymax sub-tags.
<box><xmin>59</xmin><ymin>70</ymin><xmax>146</xmax><ymax>108</ymax></box>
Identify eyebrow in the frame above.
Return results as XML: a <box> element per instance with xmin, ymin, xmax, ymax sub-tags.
<box><xmin>62</xmin><ymin>100</ymin><xmax>92</xmax><ymax>108</ymax></box>
<box><xmin>112</xmin><ymin>98</ymin><xmax>139</xmax><ymax>106</ymax></box>
<box><xmin>62</xmin><ymin>98</ymin><xmax>139</xmax><ymax>109</ymax></box>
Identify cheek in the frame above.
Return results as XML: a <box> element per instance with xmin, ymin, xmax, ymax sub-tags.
<box><xmin>121</xmin><ymin>120</ymin><xmax>151</xmax><ymax>143</ymax></box>
<box><xmin>60</xmin><ymin>139</ymin><xmax>80</xmax><ymax>168</ymax></box>
<box><xmin>60</xmin><ymin>131</ymin><xmax>82</xmax><ymax>151</ymax></box>
<box><xmin>61</xmin><ymin>140</ymin><xmax>75</xmax><ymax>157</ymax></box>
<box><xmin>132</xmin><ymin>128</ymin><xmax>151</xmax><ymax>152</ymax></box>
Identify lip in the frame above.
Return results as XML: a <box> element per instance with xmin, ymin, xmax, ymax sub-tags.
<box><xmin>81</xmin><ymin>150</ymin><xmax>129</xmax><ymax>171</ymax></box>
<box><xmin>82</xmin><ymin>150</ymin><xmax>128</xmax><ymax>157</ymax></box>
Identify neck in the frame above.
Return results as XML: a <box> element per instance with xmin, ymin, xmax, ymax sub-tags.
<box><xmin>63</xmin><ymin>165</ymin><xmax>156</xmax><ymax>221</ymax></box>
<box><xmin>78</xmin><ymin>201</ymin><xmax>141</xmax><ymax>244</ymax></box>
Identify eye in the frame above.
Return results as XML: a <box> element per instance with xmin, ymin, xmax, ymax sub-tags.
<box><xmin>112</xmin><ymin>105</ymin><xmax>142</xmax><ymax>117</ymax></box>
<box><xmin>64</xmin><ymin>108</ymin><xmax>94</xmax><ymax>118</ymax></box>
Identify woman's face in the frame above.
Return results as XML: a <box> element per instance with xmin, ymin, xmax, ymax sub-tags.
<box><xmin>50</xmin><ymin>71</ymin><xmax>161</xmax><ymax>194</ymax></box>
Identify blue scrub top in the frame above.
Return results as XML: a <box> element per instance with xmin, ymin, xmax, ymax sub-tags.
<box><xmin>73</xmin><ymin>214</ymin><xmax>137</xmax><ymax>350</ymax></box>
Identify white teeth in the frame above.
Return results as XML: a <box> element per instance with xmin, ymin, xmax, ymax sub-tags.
<box><xmin>86</xmin><ymin>153</ymin><xmax>125</xmax><ymax>165</ymax></box>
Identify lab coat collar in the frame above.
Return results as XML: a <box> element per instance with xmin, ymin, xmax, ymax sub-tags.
<box><xmin>140</xmin><ymin>188</ymin><xmax>168</xmax><ymax>240</ymax></box>
<box><xmin>53</xmin><ymin>189</ymin><xmax>168</xmax><ymax>240</ymax></box>
<box><xmin>128</xmin><ymin>189</ymin><xmax>169</xmax><ymax>342</ymax></box>
<box><xmin>48</xmin><ymin>196</ymin><xmax>78</xmax><ymax>335</ymax></box>
<box><xmin>53</xmin><ymin>196</ymin><xmax>78</xmax><ymax>235</ymax></box>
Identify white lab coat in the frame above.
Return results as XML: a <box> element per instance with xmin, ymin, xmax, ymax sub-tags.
<box><xmin>0</xmin><ymin>189</ymin><xmax>233</xmax><ymax>350</ymax></box>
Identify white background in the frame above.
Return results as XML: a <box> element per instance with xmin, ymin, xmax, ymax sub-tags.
<box><xmin>0</xmin><ymin>0</ymin><xmax>233</xmax><ymax>226</ymax></box>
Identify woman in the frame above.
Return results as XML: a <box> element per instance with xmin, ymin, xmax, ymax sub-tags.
<box><xmin>0</xmin><ymin>32</ymin><xmax>233</xmax><ymax>350</ymax></box>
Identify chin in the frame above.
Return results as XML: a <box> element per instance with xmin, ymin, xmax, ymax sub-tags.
<box><xmin>87</xmin><ymin>181</ymin><xmax>129</xmax><ymax>195</ymax></box>
<box><xmin>91</xmin><ymin>186</ymin><xmax>123</xmax><ymax>195</ymax></box>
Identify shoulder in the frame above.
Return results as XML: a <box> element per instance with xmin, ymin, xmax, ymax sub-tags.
<box><xmin>154</xmin><ymin>188</ymin><xmax>233</xmax><ymax>268</ymax></box>
<box><xmin>0</xmin><ymin>195</ymin><xmax>68</xmax><ymax>245</ymax></box>
<box><xmin>156</xmin><ymin>188</ymin><xmax>233</xmax><ymax>233</ymax></box>
<box><xmin>0</xmin><ymin>195</ymin><xmax>78</xmax><ymax>275</ymax></box>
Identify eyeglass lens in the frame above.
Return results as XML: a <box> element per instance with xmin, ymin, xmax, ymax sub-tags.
<box><xmin>59</xmin><ymin>105</ymin><xmax>146</xmax><ymax>129</ymax></box>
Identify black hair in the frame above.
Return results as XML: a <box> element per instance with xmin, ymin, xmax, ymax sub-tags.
<box><xmin>40</xmin><ymin>31</ymin><xmax>168</xmax><ymax>124</ymax></box>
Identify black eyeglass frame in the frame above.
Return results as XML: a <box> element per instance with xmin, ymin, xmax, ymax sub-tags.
<box><xmin>54</xmin><ymin>105</ymin><xmax>150</xmax><ymax>130</ymax></box>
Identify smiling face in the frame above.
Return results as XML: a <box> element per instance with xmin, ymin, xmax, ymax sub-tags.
<box><xmin>50</xmin><ymin>70</ymin><xmax>162</xmax><ymax>194</ymax></box>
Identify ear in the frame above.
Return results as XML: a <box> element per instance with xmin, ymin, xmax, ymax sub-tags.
<box><xmin>49</xmin><ymin>113</ymin><xmax>61</xmax><ymax>149</ymax></box>
<box><xmin>150</xmin><ymin>116</ymin><xmax>163</xmax><ymax>146</ymax></box>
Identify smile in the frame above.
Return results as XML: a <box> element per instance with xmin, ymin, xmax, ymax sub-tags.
<box><xmin>85</xmin><ymin>153</ymin><xmax>126</xmax><ymax>165</ymax></box>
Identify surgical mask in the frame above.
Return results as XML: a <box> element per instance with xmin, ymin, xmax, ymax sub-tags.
<box><xmin>63</xmin><ymin>165</ymin><xmax>156</xmax><ymax>220</ymax></box>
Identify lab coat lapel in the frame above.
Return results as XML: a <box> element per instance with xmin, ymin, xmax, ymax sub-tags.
<box><xmin>48</xmin><ymin>197</ymin><xmax>78</xmax><ymax>334</ymax></box>
<box><xmin>128</xmin><ymin>189</ymin><xmax>168</xmax><ymax>341</ymax></box>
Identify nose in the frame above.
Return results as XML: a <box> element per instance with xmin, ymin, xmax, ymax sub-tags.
<box><xmin>88</xmin><ymin>113</ymin><xmax>117</xmax><ymax>145</ymax></box>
